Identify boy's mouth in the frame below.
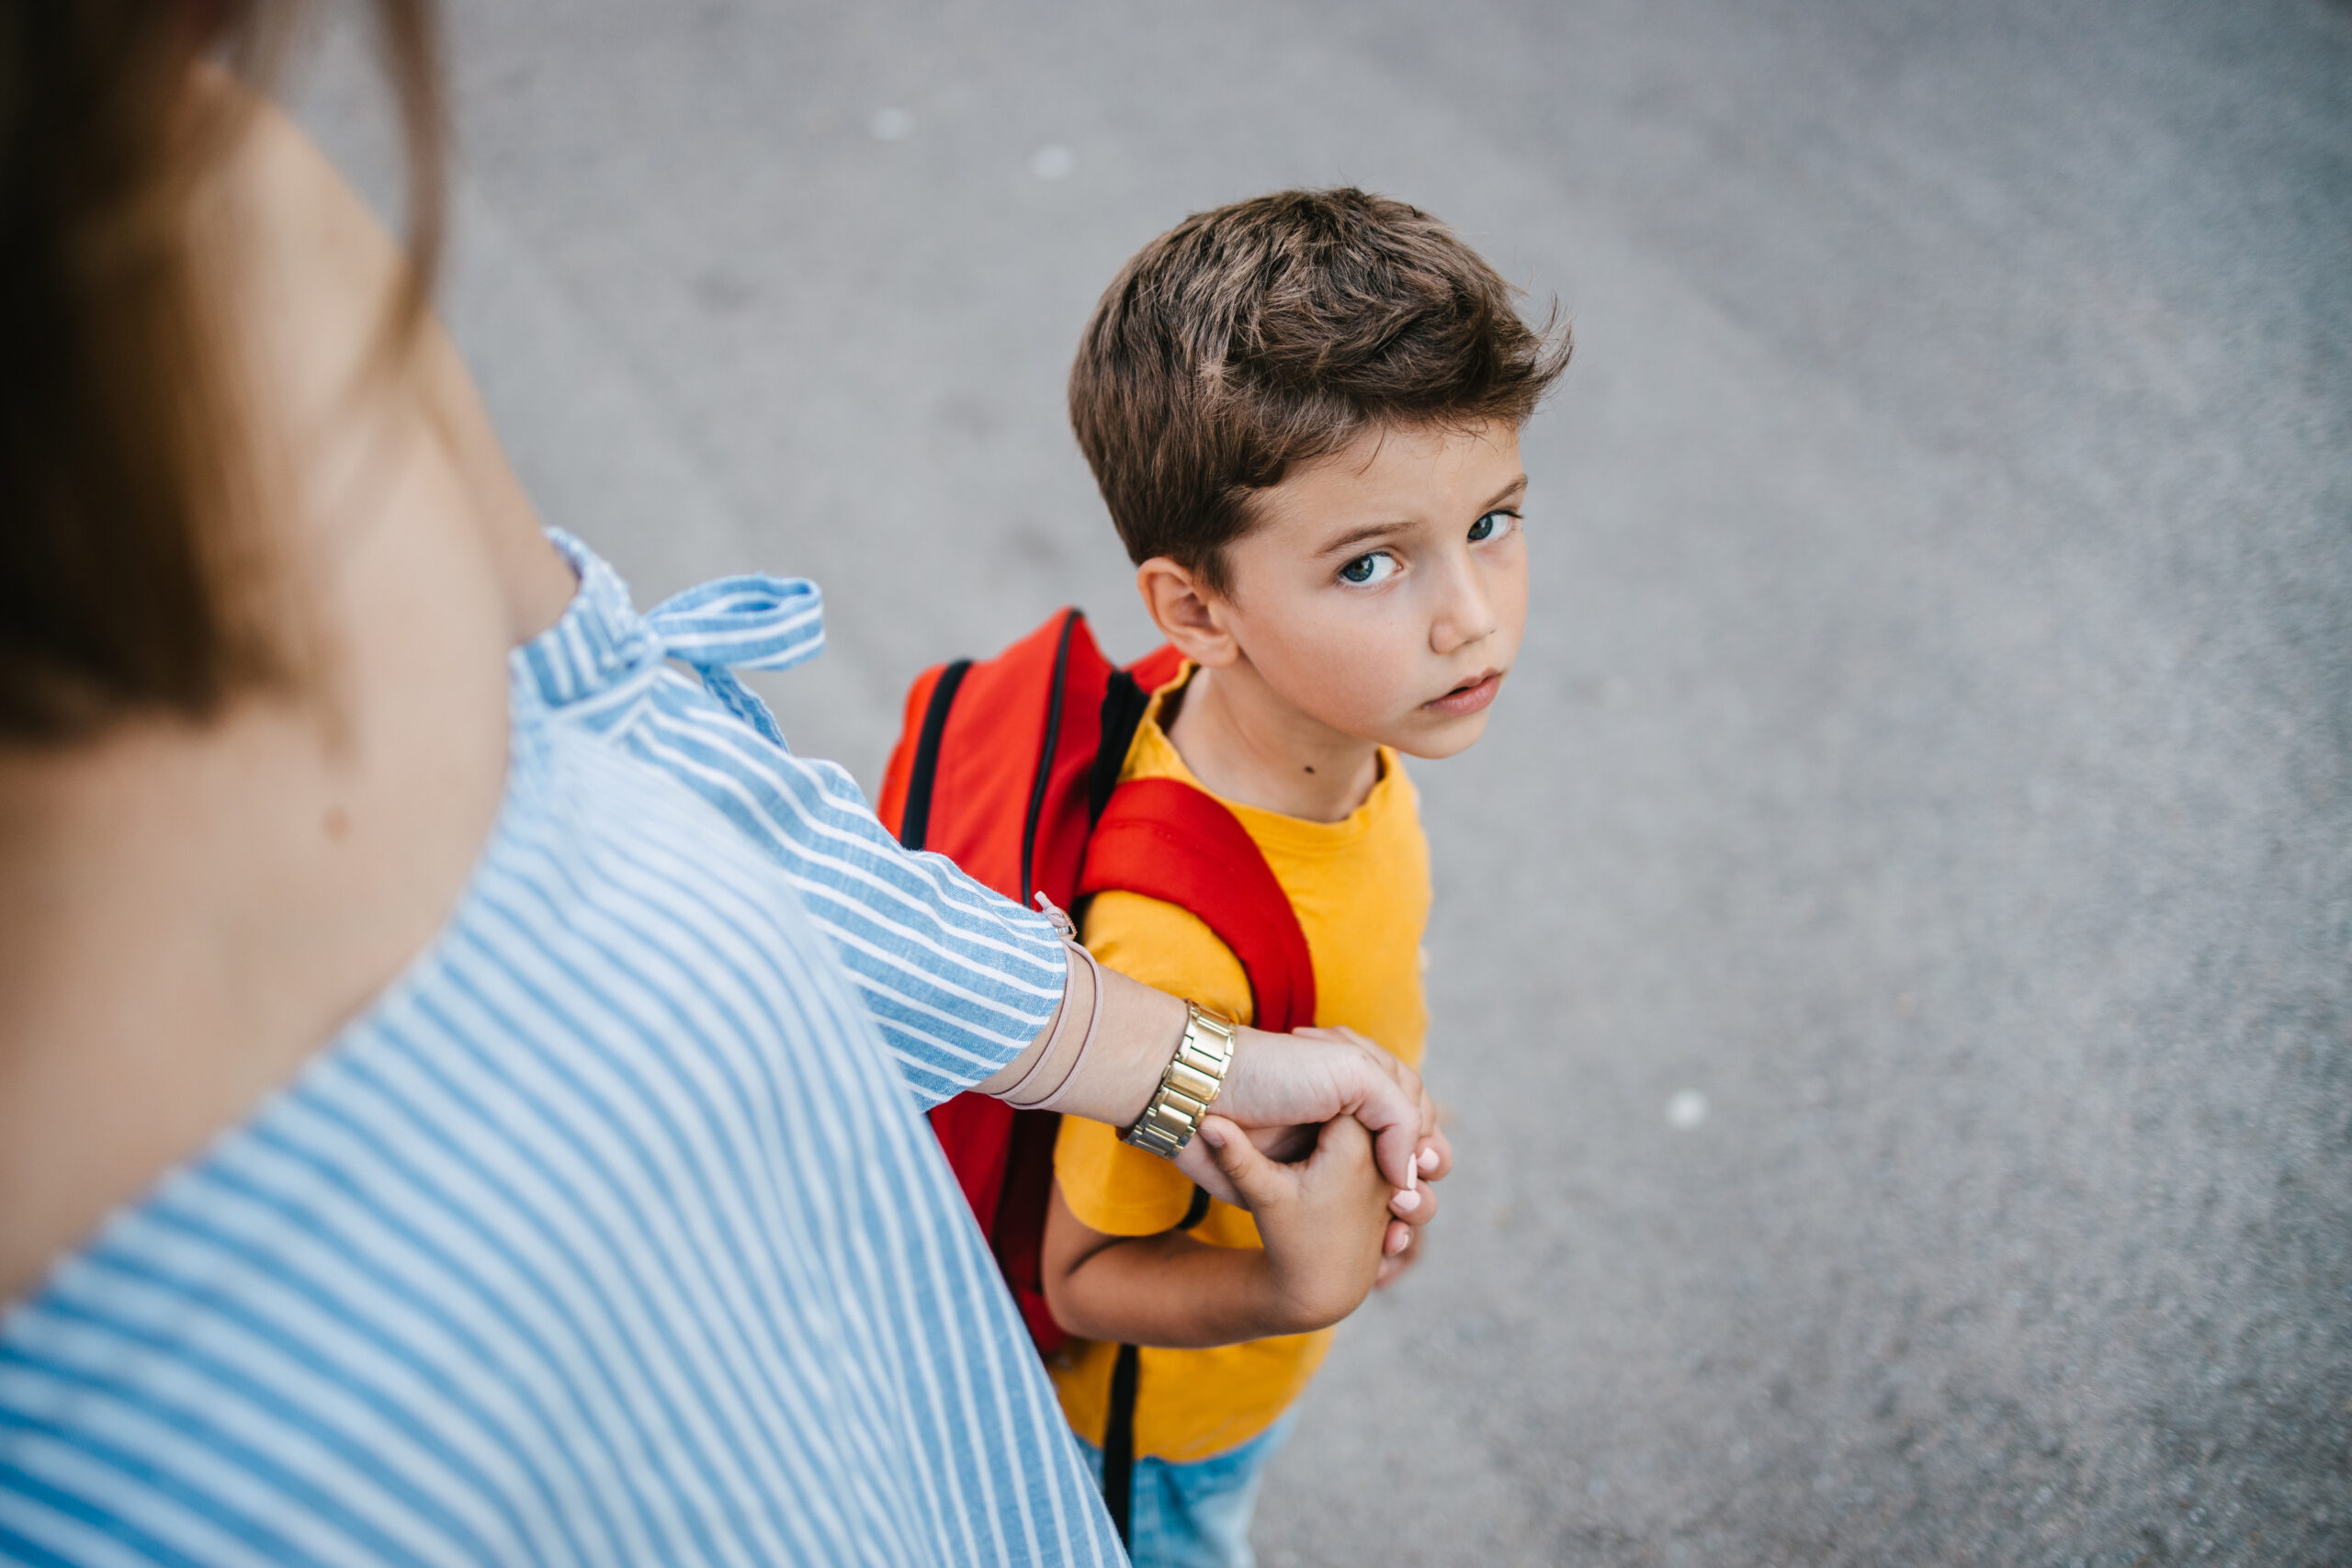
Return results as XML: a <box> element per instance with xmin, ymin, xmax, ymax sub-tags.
<box><xmin>1424</xmin><ymin>669</ymin><xmax>1504</xmax><ymax>717</ymax></box>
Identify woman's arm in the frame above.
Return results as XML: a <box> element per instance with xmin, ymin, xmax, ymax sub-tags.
<box><xmin>978</xmin><ymin>953</ymin><xmax>1450</xmax><ymax>1207</ymax></box>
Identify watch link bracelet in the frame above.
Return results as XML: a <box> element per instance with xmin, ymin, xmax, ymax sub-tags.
<box><xmin>1121</xmin><ymin>1000</ymin><xmax>1238</xmax><ymax>1158</ymax></box>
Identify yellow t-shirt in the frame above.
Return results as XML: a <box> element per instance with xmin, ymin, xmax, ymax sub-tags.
<box><xmin>1049</xmin><ymin>673</ymin><xmax>1431</xmax><ymax>1462</ymax></box>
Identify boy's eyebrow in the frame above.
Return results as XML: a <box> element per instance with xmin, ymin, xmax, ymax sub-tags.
<box><xmin>1477</xmin><ymin>474</ymin><xmax>1531</xmax><ymax>513</ymax></box>
<box><xmin>1315</xmin><ymin>518</ymin><xmax>1416</xmax><ymax>558</ymax></box>
<box><xmin>1313</xmin><ymin>474</ymin><xmax>1529</xmax><ymax>558</ymax></box>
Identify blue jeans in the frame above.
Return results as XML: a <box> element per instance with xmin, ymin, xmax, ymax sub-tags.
<box><xmin>1079</xmin><ymin>1411</ymin><xmax>1300</xmax><ymax>1568</ymax></box>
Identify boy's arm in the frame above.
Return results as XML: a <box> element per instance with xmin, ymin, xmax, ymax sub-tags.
<box><xmin>1042</xmin><ymin>1114</ymin><xmax>1393</xmax><ymax>1348</ymax></box>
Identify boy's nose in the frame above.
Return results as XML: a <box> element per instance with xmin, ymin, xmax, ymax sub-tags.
<box><xmin>1429</xmin><ymin>561</ymin><xmax>1500</xmax><ymax>657</ymax></box>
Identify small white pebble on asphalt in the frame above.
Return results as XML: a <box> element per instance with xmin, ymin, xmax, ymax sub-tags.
<box><xmin>1028</xmin><ymin>143</ymin><xmax>1076</xmax><ymax>179</ymax></box>
<box><xmin>867</xmin><ymin>107</ymin><xmax>913</xmax><ymax>141</ymax></box>
<box><xmin>1667</xmin><ymin>1089</ymin><xmax>1708</xmax><ymax>1130</ymax></box>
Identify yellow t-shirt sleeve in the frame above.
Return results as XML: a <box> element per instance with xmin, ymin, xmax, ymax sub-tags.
<box><xmin>1054</xmin><ymin>889</ymin><xmax>1255</xmax><ymax>1238</ymax></box>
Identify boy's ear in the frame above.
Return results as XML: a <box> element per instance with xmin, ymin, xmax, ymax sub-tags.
<box><xmin>1136</xmin><ymin>557</ymin><xmax>1240</xmax><ymax>668</ymax></box>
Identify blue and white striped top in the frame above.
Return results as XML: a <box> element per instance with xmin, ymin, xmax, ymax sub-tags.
<box><xmin>0</xmin><ymin>547</ymin><xmax>1123</xmax><ymax>1565</ymax></box>
<box><xmin>519</xmin><ymin>530</ymin><xmax>1069</xmax><ymax>1107</ymax></box>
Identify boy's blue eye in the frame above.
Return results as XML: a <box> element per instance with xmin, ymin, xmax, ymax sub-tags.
<box><xmin>1339</xmin><ymin>551</ymin><xmax>1399</xmax><ymax>586</ymax></box>
<box><xmin>1469</xmin><ymin>510</ymin><xmax>1516</xmax><ymax>543</ymax></box>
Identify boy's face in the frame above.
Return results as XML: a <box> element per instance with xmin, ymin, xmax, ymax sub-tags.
<box><xmin>1209</xmin><ymin>419</ymin><xmax>1529</xmax><ymax>760</ymax></box>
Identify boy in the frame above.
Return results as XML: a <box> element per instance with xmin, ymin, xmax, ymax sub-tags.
<box><xmin>1044</xmin><ymin>188</ymin><xmax>1568</xmax><ymax>1565</ymax></box>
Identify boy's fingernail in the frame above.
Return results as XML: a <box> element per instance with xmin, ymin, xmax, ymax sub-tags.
<box><xmin>1199</xmin><ymin>1122</ymin><xmax>1227</xmax><ymax>1150</ymax></box>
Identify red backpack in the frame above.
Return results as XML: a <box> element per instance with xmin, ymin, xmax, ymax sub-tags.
<box><xmin>876</xmin><ymin>610</ymin><xmax>1318</xmax><ymax>1353</ymax></box>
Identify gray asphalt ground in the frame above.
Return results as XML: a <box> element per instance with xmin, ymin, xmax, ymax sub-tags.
<box><xmin>302</xmin><ymin>2</ymin><xmax>2352</xmax><ymax>1562</ymax></box>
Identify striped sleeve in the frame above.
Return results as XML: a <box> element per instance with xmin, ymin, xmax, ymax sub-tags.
<box><xmin>515</xmin><ymin>534</ymin><xmax>1065</xmax><ymax>1106</ymax></box>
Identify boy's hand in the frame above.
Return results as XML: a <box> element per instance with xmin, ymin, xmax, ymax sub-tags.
<box><xmin>1197</xmin><ymin>1112</ymin><xmax>1391</xmax><ymax>1334</ymax></box>
<box><xmin>1208</xmin><ymin>1127</ymin><xmax>1445</xmax><ymax>1271</ymax></box>
<box><xmin>1182</xmin><ymin>1024</ymin><xmax>1453</xmax><ymax>1261</ymax></box>
<box><xmin>1173</xmin><ymin>1024</ymin><xmax>1446</xmax><ymax>1209</ymax></box>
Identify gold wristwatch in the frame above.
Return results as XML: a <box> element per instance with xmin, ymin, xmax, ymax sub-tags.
<box><xmin>1122</xmin><ymin>1000</ymin><xmax>1238</xmax><ymax>1158</ymax></box>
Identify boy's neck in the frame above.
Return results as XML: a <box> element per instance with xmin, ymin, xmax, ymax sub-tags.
<box><xmin>1164</xmin><ymin>662</ymin><xmax>1382</xmax><ymax>824</ymax></box>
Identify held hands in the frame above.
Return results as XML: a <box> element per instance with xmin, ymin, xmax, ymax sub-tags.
<box><xmin>1170</xmin><ymin>1024</ymin><xmax>1453</xmax><ymax>1205</ymax></box>
<box><xmin>1170</xmin><ymin>1025</ymin><xmax>1453</xmax><ymax>1279</ymax></box>
<box><xmin>1039</xmin><ymin>1115</ymin><xmax>1431</xmax><ymax>1349</ymax></box>
<box><xmin>1284</xmin><ymin>1025</ymin><xmax>1453</xmax><ymax>1269</ymax></box>
<box><xmin>1194</xmin><ymin>1114</ymin><xmax>1395</xmax><ymax>1335</ymax></box>
<box><xmin>1041</xmin><ymin>1023</ymin><xmax>1452</xmax><ymax>1349</ymax></box>
<box><xmin>1216</xmin><ymin>1126</ymin><xmax>1442</xmax><ymax>1289</ymax></box>
<box><xmin>1182</xmin><ymin>1021</ymin><xmax>1454</xmax><ymax>1314</ymax></box>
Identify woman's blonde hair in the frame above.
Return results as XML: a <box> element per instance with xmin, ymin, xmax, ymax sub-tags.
<box><xmin>0</xmin><ymin>1</ymin><xmax>444</xmax><ymax>739</ymax></box>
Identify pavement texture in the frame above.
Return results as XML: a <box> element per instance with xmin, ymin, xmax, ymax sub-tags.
<box><xmin>300</xmin><ymin>2</ymin><xmax>2351</xmax><ymax>1562</ymax></box>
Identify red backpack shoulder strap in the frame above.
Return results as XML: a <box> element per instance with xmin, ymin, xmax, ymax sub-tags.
<box><xmin>1124</xmin><ymin>642</ymin><xmax>1186</xmax><ymax>696</ymax></box>
<box><xmin>1077</xmin><ymin>777</ymin><xmax>1317</xmax><ymax>1034</ymax></box>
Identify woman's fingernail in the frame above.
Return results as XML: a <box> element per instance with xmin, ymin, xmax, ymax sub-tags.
<box><xmin>1392</xmin><ymin>1188</ymin><xmax>1420</xmax><ymax>1213</ymax></box>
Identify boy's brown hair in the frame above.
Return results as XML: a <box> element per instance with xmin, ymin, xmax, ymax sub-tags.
<box><xmin>1069</xmin><ymin>187</ymin><xmax>1569</xmax><ymax>592</ymax></box>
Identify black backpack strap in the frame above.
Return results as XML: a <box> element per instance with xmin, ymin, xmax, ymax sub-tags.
<box><xmin>1099</xmin><ymin>1185</ymin><xmax>1210</xmax><ymax>1542</ymax></box>
<box><xmin>1102</xmin><ymin>1342</ymin><xmax>1142</xmax><ymax>1546</ymax></box>
<box><xmin>896</xmin><ymin>659</ymin><xmax>971</xmax><ymax>852</ymax></box>
<box><xmin>1090</xmin><ymin>667</ymin><xmax>1151</xmax><ymax>825</ymax></box>
<box><xmin>1177</xmin><ymin>1183</ymin><xmax>1212</xmax><ymax>1233</ymax></box>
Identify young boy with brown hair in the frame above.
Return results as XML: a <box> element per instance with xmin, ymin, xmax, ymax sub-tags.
<box><xmin>1045</xmin><ymin>188</ymin><xmax>1569</xmax><ymax>1565</ymax></box>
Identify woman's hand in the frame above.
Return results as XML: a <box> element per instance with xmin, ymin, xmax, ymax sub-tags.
<box><xmin>996</xmin><ymin>960</ymin><xmax>1449</xmax><ymax>1219</ymax></box>
<box><xmin>1289</xmin><ymin>1026</ymin><xmax>1453</xmax><ymax>1201</ymax></box>
<box><xmin>1374</xmin><ymin>1135</ymin><xmax>1449</xmax><ymax>1283</ymax></box>
<box><xmin>1170</xmin><ymin>1023</ymin><xmax>1445</xmax><ymax>1204</ymax></box>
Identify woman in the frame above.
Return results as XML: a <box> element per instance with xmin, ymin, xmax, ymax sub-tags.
<box><xmin>0</xmin><ymin>6</ymin><xmax>1442</xmax><ymax>1563</ymax></box>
